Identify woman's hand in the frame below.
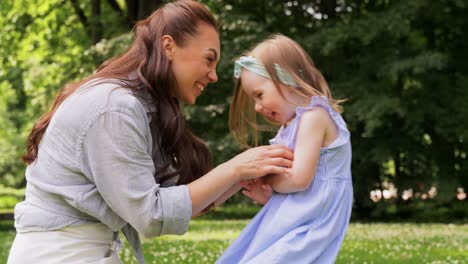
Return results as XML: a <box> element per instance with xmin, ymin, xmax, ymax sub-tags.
<box><xmin>188</xmin><ymin>144</ymin><xmax>292</xmax><ymax>216</ymax></box>
<box><xmin>241</xmin><ymin>179</ymin><xmax>273</xmax><ymax>205</ymax></box>
<box><xmin>224</xmin><ymin>144</ymin><xmax>293</xmax><ymax>181</ymax></box>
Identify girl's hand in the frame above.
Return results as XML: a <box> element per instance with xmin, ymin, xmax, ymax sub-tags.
<box><xmin>225</xmin><ymin>144</ymin><xmax>293</xmax><ymax>181</ymax></box>
<box><xmin>241</xmin><ymin>179</ymin><xmax>273</xmax><ymax>205</ymax></box>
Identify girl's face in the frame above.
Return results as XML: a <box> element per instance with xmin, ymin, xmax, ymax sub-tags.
<box><xmin>169</xmin><ymin>23</ymin><xmax>220</xmax><ymax>104</ymax></box>
<box><xmin>240</xmin><ymin>70</ymin><xmax>298</xmax><ymax>125</ymax></box>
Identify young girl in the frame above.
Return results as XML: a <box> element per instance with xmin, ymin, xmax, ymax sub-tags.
<box><xmin>217</xmin><ymin>34</ymin><xmax>353</xmax><ymax>263</ymax></box>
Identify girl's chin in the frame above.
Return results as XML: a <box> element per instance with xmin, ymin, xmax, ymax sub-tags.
<box><xmin>266</xmin><ymin>116</ymin><xmax>281</xmax><ymax>124</ymax></box>
<box><xmin>273</xmin><ymin>115</ymin><xmax>283</xmax><ymax>123</ymax></box>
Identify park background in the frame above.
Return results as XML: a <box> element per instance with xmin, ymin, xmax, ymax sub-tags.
<box><xmin>0</xmin><ymin>0</ymin><xmax>467</xmax><ymax>263</ymax></box>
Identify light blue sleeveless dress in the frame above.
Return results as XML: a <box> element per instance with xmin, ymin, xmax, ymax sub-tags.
<box><xmin>217</xmin><ymin>96</ymin><xmax>353</xmax><ymax>264</ymax></box>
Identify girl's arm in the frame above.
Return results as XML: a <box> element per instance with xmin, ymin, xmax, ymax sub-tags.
<box><xmin>265</xmin><ymin>107</ymin><xmax>333</xmax><ymax>193</ymax></box>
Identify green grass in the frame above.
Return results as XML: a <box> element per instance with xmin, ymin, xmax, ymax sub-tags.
<box><xmin>0</xmin><ymin>220</ymin><xmax>15</xmax><ymax>262</ymax></box>
<box><xmin>336</xmin><ymin>223</ymin><xmax>467</xmax><ymax>264</ymax></box>
<box><xmin>1</xmin><ymin>218</ymin><xmax>467</xmax><ymax>263</ymax></box>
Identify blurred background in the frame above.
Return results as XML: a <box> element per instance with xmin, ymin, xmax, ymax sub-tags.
<box><xmin>0</xmin><ymin>0</ymin><xmax>467</xmax><ymax>224</ymax></box>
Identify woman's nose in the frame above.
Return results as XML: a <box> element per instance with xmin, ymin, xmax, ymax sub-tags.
<box><xmin>207</xmin><ymin>69</ymin><xmax>218</xmax><ymax>83</ymax></box>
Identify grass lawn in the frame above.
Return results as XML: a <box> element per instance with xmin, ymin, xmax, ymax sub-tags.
<box><xmin>1</xmin><ymin>216</ymin><xmax>466</xmax><ymax>264</ymax></box>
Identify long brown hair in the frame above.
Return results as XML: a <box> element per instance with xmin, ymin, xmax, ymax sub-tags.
<box><xmin>229</xmin><ymin>34</ymin><xmax>344</xmax><ymax>147</ymax></box>
<box><xmin>23</xmin><ymin>0</ymin><xmax>217</xmax><ymax>185</ymax></box>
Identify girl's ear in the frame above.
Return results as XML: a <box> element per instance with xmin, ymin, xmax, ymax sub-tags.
<box><xmin>162</xmin><ymin>35</ymin><xmax>175</xmax><ymax>60</ymax></box>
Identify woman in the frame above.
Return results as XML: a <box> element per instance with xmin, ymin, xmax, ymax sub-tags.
<box><xmin>7</xmin><ymin>1</ymin><xmax>293</xmax><ymax>263</ymax></box>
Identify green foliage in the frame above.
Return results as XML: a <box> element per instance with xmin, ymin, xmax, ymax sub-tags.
<box><xmin>0</xmin><ymin>184</ymin><xmax>24</xmax><ymax>209</ymax></box>
<box><xmin>301</xmin><ymin>0</ymin><xmax>468</xmax><ymax>215</ymax></box>
<box><xmin>368</xmin><ymin>199</ymin><xmax>468</xmax><ymax>223</ymax></box>
<box><xmin>0</xmin><ymin>0</ymin><xmax>96</xmax><ymax>186</ymax></box>
<box><xmin>0</xmin><ymin>196</ymin><xmax>19</xmax><ymax>210</ymax></box>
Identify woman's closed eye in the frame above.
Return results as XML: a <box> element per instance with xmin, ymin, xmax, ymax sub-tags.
<box><xmin>206</xmin><ymin>57</ymin><xmax>215</xmax><ymax>66</ymax></box>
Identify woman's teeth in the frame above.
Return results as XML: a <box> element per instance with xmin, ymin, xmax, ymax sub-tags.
<box><xmin>196</xmin><ymin>82</ymin><xmax>204</xmax><ymax>92</ymax></box>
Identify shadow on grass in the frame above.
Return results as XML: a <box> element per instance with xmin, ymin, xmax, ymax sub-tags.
<box><xmin>352</xmin><ymin>199</ymin><xmax>468</xmax><ymax>224</ymax></box>
<box><xmin>0</xmin><ymin>220</ymin><xmax>14</xmax><ymax>231</ymax></box>
<box><xmin>197</xmin><ymin>204</ymin><xmax>262</xmax><ymax>220</ymax></box>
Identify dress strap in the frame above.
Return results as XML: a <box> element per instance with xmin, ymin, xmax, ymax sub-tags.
<box><xmin>110</xmin><ymin>232</ymin><xmax>119</xmax><ymax>253</ymax></box>
<box><xmin>296</xmin><ymin>96</ymin><xmax>350</xmax><ymax>149</ymax></box>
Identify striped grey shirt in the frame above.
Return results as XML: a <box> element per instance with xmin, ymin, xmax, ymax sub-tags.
<box><xmin>14</xmin><ymin>80</ymin><xmax>192</xmax><ymax>262</ymax></box>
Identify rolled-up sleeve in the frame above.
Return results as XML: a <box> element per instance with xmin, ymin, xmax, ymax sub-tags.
<box><xmin>79</xmin><ymin>100</ymin><xmax>192</xmax><ymax>238</ymax></box>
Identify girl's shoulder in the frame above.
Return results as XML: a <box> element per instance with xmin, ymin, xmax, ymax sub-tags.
<box><xmin>295</xmin><ymin>96</ymin><xmax>350</xmax><ymax>150</ymax></box>
<box><xmin>296</xmin><ymin>104</ymin><xmax>331</xmax><ymax>130</ymax></box>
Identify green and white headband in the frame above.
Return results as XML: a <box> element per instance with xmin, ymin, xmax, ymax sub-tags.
<box><xmin>233</xmin><ymin>56</ymin><xmax>300</xmax><ymax>87</ymax></box>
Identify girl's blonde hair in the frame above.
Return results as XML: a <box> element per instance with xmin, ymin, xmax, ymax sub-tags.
<box><xmin>229</xmin><ymin>34</ymin><xmax>344</xmax><ymax>148</ymax></box>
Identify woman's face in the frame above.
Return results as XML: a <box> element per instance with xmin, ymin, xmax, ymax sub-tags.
<box><xmin>169</xmin><ymin>23</ymin><xmax>220</xmax><ymax>104</ymax></box>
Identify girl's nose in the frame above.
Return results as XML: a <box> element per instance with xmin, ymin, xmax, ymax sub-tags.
<box><xmin>255</xmin><ymin>103</ymin><xmax>263</xmax><ymax>113</ymax></box>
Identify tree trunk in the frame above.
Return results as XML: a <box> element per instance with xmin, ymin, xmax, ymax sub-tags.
<box><xmin>138</xmin><ymin>0</ymin><xmax>163</xmax><ymax>20</ymax></box>
<box><xmin>91</xmin><ymin>0</ymin><xmax>102</xmax><ymax>44</ymax></box>
<box><xmin>125</xmin><ymin>0</ymin><xmax>165</xmax><ymax>27</ymax></box>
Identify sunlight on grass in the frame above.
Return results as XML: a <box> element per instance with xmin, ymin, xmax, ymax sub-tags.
<box><xmin>116</xmin><ymin>221</ymin><xmax>468</xmax><ymax>264</ymax></box>
<box><xmin>1</xmin><ymin>220</ymin><xmax>466</xmax><ymax>263</ymax></box>
<box><xmin>336</xmin><ymin>223</ymin><xmax>468</xmax><ymax>264</ymax></box>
